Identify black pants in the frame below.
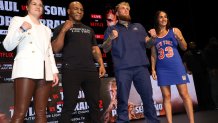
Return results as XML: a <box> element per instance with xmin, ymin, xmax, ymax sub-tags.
<box><xmin>59</xmin><ymin>69</ymin><xmax>101</xmax><ymax>123</ymax></box>
<box><xmin>11</xmin><ymin>78</ymin><xmax>52</xmax><ymax>123</ymax></box>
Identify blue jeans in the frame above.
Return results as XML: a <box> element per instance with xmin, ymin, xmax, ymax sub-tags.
<box><xmin>115</xmin><ymin>66</ymin><xmax>160</xmax><ymax>123</ymax></box>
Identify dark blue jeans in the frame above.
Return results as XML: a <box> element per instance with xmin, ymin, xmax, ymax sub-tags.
<box><xmin>115</xmin><ymin>66</ymin><xmax>160</xmax><ymax>123</ymax></box>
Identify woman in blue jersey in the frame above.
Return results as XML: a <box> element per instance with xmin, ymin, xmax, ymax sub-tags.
<box><xmin>151</xmin><ymin>10</ymin><xmax>194</xmax><ymax>123</ymax></box>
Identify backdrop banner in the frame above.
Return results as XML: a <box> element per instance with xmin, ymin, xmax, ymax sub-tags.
<box><xmin>0</xmin><ymin>0</ymin><xmax>198</xmax><ymax>122</ymax></box>
<box><xmin>0</xmin><ymin>75</ymin><xmax>198</xmax><ymax>123</ymax></box>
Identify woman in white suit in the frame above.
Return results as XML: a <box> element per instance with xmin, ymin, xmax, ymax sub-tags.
<box><xmin>3</xmin><ymin>0</ymin><xmax>59</xmax><ymax>123</ymax></box>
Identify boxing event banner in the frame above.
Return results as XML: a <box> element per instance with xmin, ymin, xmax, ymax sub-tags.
<box><xmin>0</xmin><ymin>75</ymin><xmax>198</xmax><ymax>123</ymax></box>
<box><xmin>101</xmin><ymin>75</ymin><xmax>198</xmax><ymax>122</ymax></box>
<box><xmin>0</xmin><ymin>0</ymin><xmax>113</xmax><ymax>83</ymax></box>
<box><xmin>0</xmin><ymin>0</ymin><xmax>198</xmax><ymax>122</ymax></box>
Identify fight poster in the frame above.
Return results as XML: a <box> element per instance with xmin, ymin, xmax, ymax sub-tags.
<box><xmin>0</xmin><ymin>75</ymin><xmax>198</xmax><ymax>123</ymax></box>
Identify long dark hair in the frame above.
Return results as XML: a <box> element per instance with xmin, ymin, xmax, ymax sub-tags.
<box><xmin>154</xmin><ymin>10</ymin><xmax>171</xmax><ymax>34</ymax></box>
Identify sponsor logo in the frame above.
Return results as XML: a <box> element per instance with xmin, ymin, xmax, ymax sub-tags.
<box><xmin>182</xmin><ymin>75</ymin><xmax>186</xmax><ymax>80</ymax></box>
<box><xmin>0</xmin><ymin>63</ymin><xmax>13</xmax><ymax>71</ymax></box>
<box><xmin>133</xmin><ymin>27</ymin><xmax>138</xmax><ymax>31</ymax></box>
<box><xmin>0</xmin><ymin>52</ymin><xmax>14</xmax><ymax>58</ymax></box>
<box><xmin>91</xmin><ymin>14</ymin><xmax>102</xmax><ymax>19</ymax></box>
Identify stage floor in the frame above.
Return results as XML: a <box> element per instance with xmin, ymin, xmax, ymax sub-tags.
<box><xmin>131</xmin><ymin>109</ymin><xmax>218</xmax><ymax>123</ymax></box>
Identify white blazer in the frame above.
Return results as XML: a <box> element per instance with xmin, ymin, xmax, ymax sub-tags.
<box><xmin>3</xmin><ymin>15</ymin><xmax>59</xmax><ymax>81</ymax></box>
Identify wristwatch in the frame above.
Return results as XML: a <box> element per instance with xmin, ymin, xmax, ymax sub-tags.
<box><xmin>20</xmin><ymin>26</ymin><xmax>27</xmax><ymax>32</ymax></box>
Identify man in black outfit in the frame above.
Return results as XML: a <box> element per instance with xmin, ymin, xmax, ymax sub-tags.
<box><xmin>204</xmin><ymin>37</ymin><xmax>218</xmax><ymax>110</ymax></box>
<box><xmin>51</xmin><ymin>1</ymin><xmax>106</xmax><ymax>123</ymax></box>
<box><xmin>183</xmin><ymin>41</ymin><xmax>213</xmax><ymax>110</ymax></box>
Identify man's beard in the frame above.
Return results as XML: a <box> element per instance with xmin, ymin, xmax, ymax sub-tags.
<box><xmin>118</xmin><ymin>15</ymin><xmax>131</xmax><ymax>21</ymax></box>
